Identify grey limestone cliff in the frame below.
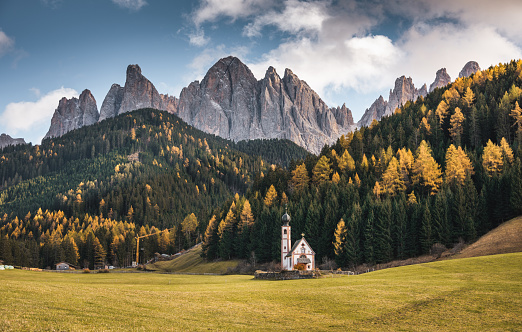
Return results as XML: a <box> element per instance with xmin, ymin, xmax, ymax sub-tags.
<box><xmin>99</xmin><ymin>64</ymin><xmax>179</xmax><ymax>121</ymax></box>
<box><xmin>44</xmin><ymin>89</ymin><xmax>99</xmax><ymax>139</ymax></box>
<box><xmin>429</xmin><ymin>68</ymin><xmax>451</xmax><ymax>92</ymax></box>
<box><xmin>459</xmin><ymin>61</ymin><xmax>481</xmax><ymax>78</ymax></box>
<box><xmin>358</xmin><ymin>76</ymin><xmax>426</xmax><ymax>127</ymax></box>
<box><xmin>176</xmin><ymin>56</ymin><xmax>355</xmax><ymax>154</ymax></box>
<box><xmin>0</xmin><ymin>133</ymin><xmax>26</xmax><ymax>149</ymax></box>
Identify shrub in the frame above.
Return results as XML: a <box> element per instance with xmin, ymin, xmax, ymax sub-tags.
<box><xmin>293</xmin><ymin>263</ymin><xmax>306</xmax><ymax>271</ymax></box>
<box><xmin>98</xmin><ymin>269</ymin><xmax>110</xmax><ymax>273</ymax></box>
<box><xmin>82</xmin><ymin>268</ymin><xmax>91</xmax><ymax>273</ymax></box>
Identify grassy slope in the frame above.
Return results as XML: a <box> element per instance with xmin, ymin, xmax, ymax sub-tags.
<box><xmin>146</xmin><ymin>245</ymin><xmax>240</xmax><ymax>274</ymax></box>
<box><xmin>1</xmin><ymin>253</ymin><xmax>520</xmax><ymax>331</ymax></box>
<box><xmin>456</xmin><ymin>215</ymin><xmax>522</xmax><ymax>259</ymax></box>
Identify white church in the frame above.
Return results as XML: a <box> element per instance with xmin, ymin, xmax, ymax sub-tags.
<box><xmin>281</xmin><ymin>208</ymin><xmax>316</xmax><ymax>271</ymax></box>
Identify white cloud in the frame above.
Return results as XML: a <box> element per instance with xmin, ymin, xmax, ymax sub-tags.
<box><xmin>188</xmin><ymin>29</ymin><xmax>210</xmax><ymax>47</ymax></box>
<box><xmin>0</xmin><ymin>30</ymin><xmax>15</xmax><ymax>57</ymax></box>
<box><xmin>187</xmin><ymin>0</ymin><xmax>522</xmax><ymax>114</ymax></box>
<box><xmin>192</xmin><ymin>0</ymin><xmax>275</xmax><ymax>27</ymax></box>
<box><xmin>403</xmin><ymin>0</ymin><xmax>522</xmax><ymax>41</ymax></box>
<box><xmin>111</xmin><ymin>0</ymin><xmax>147</xmax><ymax>11</ymax></box>
<box><xmin>398</xmin><ymin>23</ymin><xmax>522</xmax><ymax>86</ymax></box>
<box><xmin>0</xmin><ymin>87</ymin><xmax>78</xmax><ymax>134</ymax></box>
<box><xmin>243</xmin><ymin>0</ymin><xmax>329</xmax><ymax>37</ymax></box>
<box><xmin>248</xmin><ymin>34</ymin><xmax>402</xmax><ymax>97</ymax></box>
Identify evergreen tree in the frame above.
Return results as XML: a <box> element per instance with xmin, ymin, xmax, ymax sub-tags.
<box><xmin>363</xmin><ymin>208</ymin><xmax>375</xmax><ymax>264</ymax></box>
<box><xmin>510</xmin><ymin>158</ymin><xmax>522</xmax><ymax>216</ymax></box>
<box><xmin>420</xmin><ymin>201</ymin><xmax>433</xmax><ymax>253</ymax></box>
<box><xmin>93</xmin><ymin>237</ymin><xmax>106</xmax><ymax>268</ymax></box>
<box><xmin>202</xmin><ymin>215</ymin><xmax>219</xmax><ymax>259</ymax></box>
<box><xmin>345</xmin><ymin>203</ymin><xmax>361</xmax><ymax>268</ymax></box>
<box><xmin>374</xmin><ymin>199</ymin><xmax>393</xmax><ymax>263</ymax></box>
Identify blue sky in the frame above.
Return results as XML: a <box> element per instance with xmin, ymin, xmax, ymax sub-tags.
<box><xmin>1</xmin><ymin>0</ymin><xmax>521</xmax><ymax>144</ymax></box>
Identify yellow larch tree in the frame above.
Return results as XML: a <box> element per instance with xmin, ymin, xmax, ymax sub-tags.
<box><xmin>337</xmin><ymin>149</ymin><xmax>355</xmax><ymax>172</ymax></box>
<box><xmin>482</xmin><ymin>140</ymin><xmax>503</xmax><ymax>176</ymax></box>
<box><xmin>445</xmin><ymin>144</ymin><xmax>474</xmax><ymax>186</ymax></box>
<box><xmin>373</xmin><ymin>181</ymin><xmax>382</xmax><ymax>199</ymax></box>
<box><xmin>449</xmin><ymin>107</ymin><xmax>465</xmax><ymax>145</ymax></box>
<box><xmin>360</xmin><ymin>154</ymin><xmax>369</xmax><ymax>172</ymax></box>
<box><xmin>354</xmin><ymin>173</ymin><xmax>361</xmax><ymax>187</ymax></box>
<box><xmin>510</xmin><ymin>101</ymin><xmax>522</xmax><ymax>145</ymax></box>
<box><xmin>407</xmin><ymin>191</ymin><xmax>418</xmax><ymax>205</ymax></box>
<box><xmin>331</xmin><ymin>172</ymin><xmax>341</xmax><ymax>184</ymax></box>
<box><xmin>289</xmin><ymin>163</ymin><xmax>309</xmax><ymax>194</ymax></box>
<box><xmin>239</xmin><ymin>200</ymin><xmax>254</xmax><ymax>227</ymax></box>
<box><xmin>420</xmin><ymin>117</ymin><xmax>431</xmax><ymax>135</ymax></box>
<box><xmin>463</xmin><ymin>87</ymin><xmax>476</xmax><ymax>107</ymax></box>
<box><xmin>500</xmin><ymin>137</ymin><xmax>514</xmax><ymax>164</ymax></box>
<box><xmin>412</xmin><ymin>140</ymin><xmax>443</xmax><ymax>195</ymax></box>
<box><xmin>333</xmin><ymin>218</ymin><xmax>347</xmax><ymax>257</ymax></box>
<box><xmin>264</xmin><ymin>185</ymin><xmax>278</xmax><ymax>207</ymax></box>
<box><xmin>312</xmin><ymin>155</ymin><xmax>332</xmax><ymax>185</ymax></box>
<box><xmin>435</xmin><ymin>100</ymin><xmax>450</xmax><ymax>124</ymax></box>
<box><xmin>381</xmin><ymin>157</ymin><xmax>406</xmax><ymax>196</ymax></box>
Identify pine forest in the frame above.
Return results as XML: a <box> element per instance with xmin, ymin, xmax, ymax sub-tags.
<box><xmin>1</xmin><ymin>60</ymin><xmax>522</xmax><ymax>270</ymax></box>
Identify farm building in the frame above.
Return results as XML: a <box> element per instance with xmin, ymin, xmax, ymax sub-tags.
<box><xmin>55</xmin><ymin>262</ymin><xmax>77</xmax><ymax>270</ymax></box>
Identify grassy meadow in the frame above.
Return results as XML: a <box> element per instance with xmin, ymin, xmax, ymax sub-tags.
<box><xmin>146</xmin><ymin>245</ymin><xmax>240</xmax><ymax>274</ymax></box>
<box><xmin>1</xmin><ymin>253</ymin><xmax>521</xmax><ymax>331</ymax></box>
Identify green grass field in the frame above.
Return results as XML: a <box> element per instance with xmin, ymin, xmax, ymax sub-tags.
<box><xmin>146</xmin><ymin>245</ymin><xmax>240</xmax><ymax>274</ymax></box>
<box><xmin>1</xmin><ymin>253</ymin><xmax>521</xmax><ymax>331</ymax></box>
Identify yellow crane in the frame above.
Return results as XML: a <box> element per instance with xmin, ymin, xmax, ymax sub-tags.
<box><xmin>134</xmin><ymin>227</ymin><xmax>174</xmax><ymax>266</ymax></box>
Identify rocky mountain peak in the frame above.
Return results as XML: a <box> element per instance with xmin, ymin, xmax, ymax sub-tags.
<box><xmin>176</xmin><ymin>56</ymin><xmax>354</xmax><ymax>154</ymax></box>
<box><xmin>429</xmin><ymin>68</ymin><xmax>451</xmax><ymax>92</ymax></box>
<box><xmin>44</xmin><ymin>89</ymin><xmax>99</xmax><ymax>139</ymax></box>
<box><xmin>99</xmin><ymin>64</ymin><xmax>179</xmax><ymax>121</ymax></box>
<box><xmin>358</xmin><ymin>74</ymin><xmax>427</xmax><ymax>128</ymax></box>
<box><xmin>126</xmin><ymin>64</ymin><xmax>142</xmax><ymax>81</ymax></box>
<box><xmin>459</xmin><ymin>61</ymin><xmax>481</xmax><ymax>78</ymax></box>
<box><xmin>0</xmin><ymin>133</ymin><xmax>26</xmax><ymax>149</ymax></box>
<box><xmin>264</xmin><ymin>66</ymin><xmax>280</xmax><ymax>84</ymax></box>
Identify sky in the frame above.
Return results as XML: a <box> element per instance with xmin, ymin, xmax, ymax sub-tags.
<box><xmin>1</xmin><ymin>0</ymin><xmax>522</xmax><ymax>145</ymax></box>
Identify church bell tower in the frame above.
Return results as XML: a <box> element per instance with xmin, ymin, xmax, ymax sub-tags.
<box><xmin>281</xmin><ymin>206</ymin><xmax>291</xmax><ymax>270</ymax></box>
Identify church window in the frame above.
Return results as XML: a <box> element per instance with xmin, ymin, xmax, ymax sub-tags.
<box><xmin>283</xmin><ymin>229</ymin><xmax>287</xmax><ymax>235</ymax></box>
<box><xmin>301</xmin><ymin>246</ymin><xmax>306</xmax><ymax>254</ymax></box>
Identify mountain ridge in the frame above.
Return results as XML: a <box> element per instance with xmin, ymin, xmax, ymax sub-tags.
<box><xmin>44</xmin><ymin>57</ymin><xmax>481</xmax><ymax>153</ymax></box>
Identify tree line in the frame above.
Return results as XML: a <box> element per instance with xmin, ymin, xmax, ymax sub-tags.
<box><xmin>201</xmin><ymin>59</ymin><xmax>522</xmax><ymax>268</ymax></box>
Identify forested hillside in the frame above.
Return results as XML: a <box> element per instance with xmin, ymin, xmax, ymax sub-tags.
<box><xmin>202</xmin><ymin>59</ymin><xmax>522</xmax><ymax>268</ymax></box>
<box><xmin>0</xmin><ymin>109</ymin><xmax>308</xmax><ymax>268</ymax></box>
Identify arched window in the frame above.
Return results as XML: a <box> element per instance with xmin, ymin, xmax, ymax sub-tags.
<box><xmin>283</xmin><ymin>229</ymin><xmax>287</xmax><ymax>235</ymax></box>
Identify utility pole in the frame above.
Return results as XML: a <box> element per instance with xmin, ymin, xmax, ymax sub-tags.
<box><xmin>133</xmin><ymin>227</ymin><xmax>175</xmax><ymax>267</ymax></box>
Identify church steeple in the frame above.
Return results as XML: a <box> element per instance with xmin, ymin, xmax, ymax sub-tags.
<box><xmin>281</xmin><ymin>205</ymin><xmax>292</xmax><ymax>270</ymax></box>
<box><xmin>282</xmin><ymin>205</ymin><xmax>291</xmax><ymax>226</ymax></box>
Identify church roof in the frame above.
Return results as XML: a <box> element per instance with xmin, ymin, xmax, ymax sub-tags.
<box><xmin>285</xmin><ymin>237</ymin><xmax>315</xmax><ymax>257</ymax></box>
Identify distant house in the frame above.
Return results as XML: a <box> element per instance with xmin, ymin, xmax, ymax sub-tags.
<box><xmin>55</xmin><ymin>262</ymin><xmax>77</xmax><ymax>270</ymax></box>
